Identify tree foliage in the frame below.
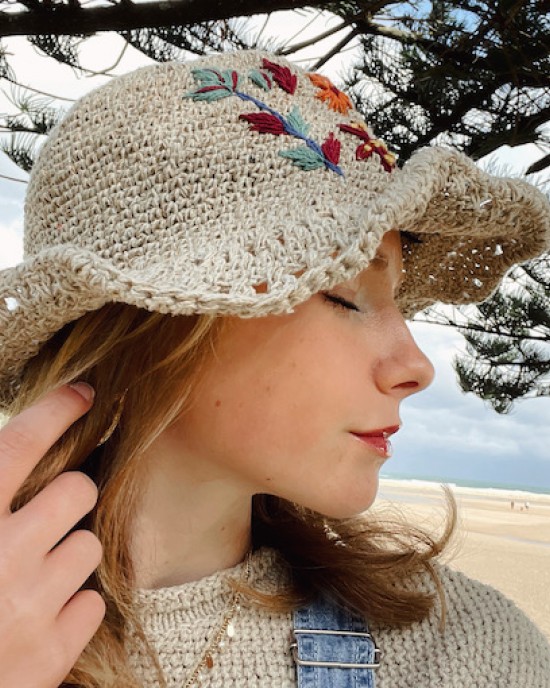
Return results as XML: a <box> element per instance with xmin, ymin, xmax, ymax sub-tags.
<box><xmin>0</xmin><ymin>0</ymin><xmax>549</xmax><ymax>174</ymax></box>
<box><xmin>418</xmin><ymin>254</ymin><xmax>550</xmax><ymax>413</ymax></box>
<box><xmin>336</xmin><ymin>0</ymin><xmax>550</xmax><ymax>166</ymax></box>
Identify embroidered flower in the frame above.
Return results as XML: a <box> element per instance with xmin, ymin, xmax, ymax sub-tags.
<box><xmin>239</xmin><ymin>112</ymin><xmax>285</xmax><ymax>135</ymax></box>
<box><xmin>183</xmin><ymin>64</ymin><xmax>344</xmax><ymax>177</ymax></box>
<box><xmin>321</xmin><ymin>132</ymin><xmax>341</xmax><ymax>166</ymax></box>
<box><xmin>307</xmin><ymin>73</ymin><xmax>353</xmax><ymax>115</ymax></box>
<box><xmin>239</xmin><ymin>105</ymin><xmax>343</xmax><ymax>175</ymax></box>
<box><xmin>363</xmin><ymin>139</ymin><xmax>396</xmax><ymax>172</ymax></box>
<box><xmin>261</xmin><ymin>58</ymin><xmax>297</xmax><ymax>94</ymax></box>
<box><xmin>338</xmin><ymin>121</ymin><xmax>396</xmax><ymax>172</ymax></box>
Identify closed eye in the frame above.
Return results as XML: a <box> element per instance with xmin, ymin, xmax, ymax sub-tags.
<box><xmin>322</xmin><ymin>292</ymin><xmax>360</xmax><ymax>312</ymax></box>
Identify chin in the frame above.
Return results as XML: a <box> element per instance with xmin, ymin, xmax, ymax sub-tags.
<box><xmin>311</xmin><ymin>485</ymin><xmax>380</xmax><ymax>520</ymax></box>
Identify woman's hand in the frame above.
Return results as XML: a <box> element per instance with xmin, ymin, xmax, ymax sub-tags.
<box><xmin>0</xmin><ymin>383</ymin><xmax>105</xmax><ymax>688</ymax></box>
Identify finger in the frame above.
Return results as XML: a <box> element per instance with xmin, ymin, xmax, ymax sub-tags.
<box><xmin>43</xmin><ymin>529</ymin><xmax>103</xmax><ymax>616</ymax></box>
<box><xmin>9</xmin><ymin>471</ymin><xmax>98</xmax><ymax>556</ymax></box>
<box><xmin>0</xmin><ymin>383</ymin><xmax>94</xmax><ymax>513</ymax></box>
<box><xmin>55</xmin><ymin>589</ymin><xmax>106</xmax><ymax>673</ymax></box>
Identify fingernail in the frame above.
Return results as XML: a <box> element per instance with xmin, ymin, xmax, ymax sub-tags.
<box><xmin>69</xmin><ymin>382</ymin><xmax>96</xmax><ymax>402</ymax></box>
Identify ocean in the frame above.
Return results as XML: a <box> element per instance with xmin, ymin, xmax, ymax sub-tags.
<box><xmin>379</xmin><ymin>472</ymin><xmax>550</xmax><ymax>500</ymax></box>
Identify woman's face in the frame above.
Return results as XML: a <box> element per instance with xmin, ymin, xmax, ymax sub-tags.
<box><xmin>166</xmin><ymin>230</ymin><xmax>435</xmax><ymax>518</ymax></box>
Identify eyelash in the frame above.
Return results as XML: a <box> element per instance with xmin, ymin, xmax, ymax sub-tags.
<box><xmin>322</xmin><ymin>292</ymin><xmax>360</xmax><ymax>312</ymax></box>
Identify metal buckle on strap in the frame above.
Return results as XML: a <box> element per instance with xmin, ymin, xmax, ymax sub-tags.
<box><xmin>290</xmin><ymin>628</ymin><xmax>382</xmax><ymax>669</ymax></box>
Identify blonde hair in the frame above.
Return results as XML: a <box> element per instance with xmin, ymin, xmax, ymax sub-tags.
<box><xmin>9</xmin><ymin>303</ymin><xmax>456</xmax><ymax>688</ymax></box>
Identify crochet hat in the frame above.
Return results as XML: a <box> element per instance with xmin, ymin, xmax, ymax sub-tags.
<box><xmin>1</xmin><ymin>49</ymin><xmax>549</xmax><ymax>409</ymax></box>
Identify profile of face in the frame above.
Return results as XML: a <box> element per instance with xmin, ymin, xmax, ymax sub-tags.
<box><xmin>164</xmin><ymin>230</ymin><xmax>435</xmax><ymax>519</ymax></box>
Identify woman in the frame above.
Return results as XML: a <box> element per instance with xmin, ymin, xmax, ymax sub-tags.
<box><xmin>0</xmin><ymin>49</ymin><xmax>549</xmax><ymax>687</ymax></box>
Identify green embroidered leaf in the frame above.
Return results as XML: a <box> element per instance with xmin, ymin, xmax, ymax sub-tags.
<box><xmin>221</xmin><ymin>69</ymin><xmax>241</xmax><ymax>91</ymax></box>
<box><xmin>279</xmin><ymin>146</ymin><xmax>324</xmax><ymax>170</ymax></box>
<box><xmin>188</xmin><ymin>68</ymin><xmax>241</xmax><ymax>92</ymax></box>
<box><xmin>248</xmin><ymin>69</ymin><xmax>272</xmax><ymax>91</ymax></box>
<box><xmin>190</xmin><ymin>68</ymin><xmax>224</xmax><ymax>86</ymax></box>
<box><xmin>183</xmin><ymin>88</ymin><xmax>233</xmax><ymax>102</ymax></box>
<box><xmin>286</xmin><ymin>106</ymin><xmax>310</xmax><ymax>137</ymax></box>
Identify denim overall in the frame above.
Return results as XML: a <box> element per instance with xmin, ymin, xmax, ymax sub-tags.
<box><xmin>291</xmin><ymin>595</ymin><xmax>380</xmax><ymax>688</ymax></box>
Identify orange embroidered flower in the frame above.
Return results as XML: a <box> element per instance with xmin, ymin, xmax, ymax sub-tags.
<box><xmin>307</xmin><ymin>73</ymin><xmax>353</xmax><ymax>115</ymax></box>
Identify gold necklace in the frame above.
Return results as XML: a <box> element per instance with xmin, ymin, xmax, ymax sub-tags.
<box><xmin>182</xmin><ymin>551</ymin><xmax>252</xmax><ymax>688</ymax></box>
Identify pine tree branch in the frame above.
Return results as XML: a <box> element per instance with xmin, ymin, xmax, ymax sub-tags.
<box><xmin>276</xmin><ymin>15</ymin><xmax>356</xmax><ymax>56</ymax></box>
<box><xmin>464</xmin><ymin>105</ymin><xmax>550</xmax><ymax>161</ymax></box>
<box><xmin>311</xmin><ymin>26</ymin><xmax>360</xmax><ymax>69</ymax></box>
<box><xmin>81</xmin><ymin>38</ymin><xmax>128</xmax><ymax>76</ymax></box>
<box><xmin>527</xmin><ymin>152</ymin><xmax>550</xmax><ymax>175</ymax></box>
<box><xmin>356</xmin><ymin>17</ymin><xmax>426</xmax><ymax>45</ymax></box>
<box><xmin>0</xmin><ymin>0</ymin><xmax>343</xmax><ymax>37</ymax></box>
<box><xmin>415</xmin><ymin>316</ymin><xmax>550</xmax><ymax>343</ymax></box>
<box><xmin>482</xmin><ymin>360</ymin><xmax>550</xmax><ymax>368</ymax></box>
<box><xmin>2</xmin><ymin>75</ymin><xmax>76</xmax><ymax>102</ymax></box>
<box><xmin>0</xmin><ymin>124</ymin><xmax>45</xmax><ymax>134</ymax></box>
<box><xmin>0</xmin><ymin>172</ymin><xmax>26</xmax><ymax>182</ymax></box>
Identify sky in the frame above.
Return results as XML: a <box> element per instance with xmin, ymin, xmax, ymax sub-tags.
<box><xmin>1</xmin><ymin>10</ymin><xmax>549</xmax><ymax>492</ymax></box>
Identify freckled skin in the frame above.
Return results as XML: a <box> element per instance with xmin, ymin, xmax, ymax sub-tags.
<box><xmin>167</xmin><ymin>231</ymin><xmax>434</xmax><ymax>519</ymax></box>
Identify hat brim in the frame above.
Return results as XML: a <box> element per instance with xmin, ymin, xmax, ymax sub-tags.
<box><xmin>1</xmin><ymin>146</ymin><xmax>548</xmax><ymax>408</ymax></box>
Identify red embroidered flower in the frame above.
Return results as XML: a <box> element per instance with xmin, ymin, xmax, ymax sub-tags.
<box><xmin>358</xmin><ymin>139</ymin><xmax>396</xmax><ymax>172</ymax></box>
<box><xmin>338</xmin><ymin>121</ymin><xmax>396</xmax><ymax>172</ymax></box>
<box><xmin>307</xmin><ymin>73</ymin><xmax>353</xmax><ymax>115</ymax></box>
<box><xmin>262</xmin><ymin>58</ymin><xmax>298</xmax><ymax>94</ymax></box>
<box><xmin>238</xmin><ymin>112</ymin><xmax>285</xmax><ymax>135</ymax></box>
<box><xmin>339</xmin><ymin>121</ymin><xmax>372</xmax><ymax>142</ymax></box>
<box><xmin>321</xmin><ymin>132</ymin><xmax>341</xmax><ymax>165</ymax></box>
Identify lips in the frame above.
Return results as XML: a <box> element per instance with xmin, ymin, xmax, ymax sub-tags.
<box><xmin>350</xmin><ymin>425</ymin><xmax>400</xmax><ymax>458</ymax></box>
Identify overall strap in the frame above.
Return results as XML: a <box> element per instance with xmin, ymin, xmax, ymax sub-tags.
<box><xmin>291</xmin><ymin>594</ymin><xmax>380</xmax><ymax>688</ymax></box>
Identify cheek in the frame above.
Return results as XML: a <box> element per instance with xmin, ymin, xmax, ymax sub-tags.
<box><xmin>194</xmin><ymin>361</ymin><xmax>318</xmax><ymax>458</ymax></box>
<box><xmin>184</xmin><ymin>326</ymin><xmax>348</xmax><ymax>460</ymax></box>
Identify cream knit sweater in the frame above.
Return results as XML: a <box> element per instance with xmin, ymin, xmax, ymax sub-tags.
<box><xmin>129</xmin><ymin>547</ymin><xmax>550</xmax><ymax>687</ymax></box>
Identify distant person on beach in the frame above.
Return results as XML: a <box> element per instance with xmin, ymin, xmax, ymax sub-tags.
<box><xmin>1</xmin><ymin>50</ymin><xmax>549</xmax><ymax>688</ymax></box>
<box><xmin>511</xmin><ymin>500</ymin><xmax>515</xmax><ymax>510</ymax></box>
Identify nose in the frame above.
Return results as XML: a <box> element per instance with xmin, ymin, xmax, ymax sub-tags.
<box><xmin>375</xmin><ymin>311</ymin><xmax>435</xmax><ymax>398</ymax></box>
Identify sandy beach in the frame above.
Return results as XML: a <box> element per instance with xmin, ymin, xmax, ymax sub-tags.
<box><xmin>375</xmin><ymin>479</ymin><xmax>550</xmax><ymax>641</ymax></box>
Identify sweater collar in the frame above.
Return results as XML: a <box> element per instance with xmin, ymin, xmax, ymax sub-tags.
<box><xmin>132</xmin><ymin>546</ymin><xmax>289</xmax><ymax>622</ymax></box>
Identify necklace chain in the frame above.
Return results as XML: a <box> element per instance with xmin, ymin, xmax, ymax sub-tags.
<box><xmin>182</xmin><ymin>551</ymin><xmax>252</xmax><ymax>688</ymax></box>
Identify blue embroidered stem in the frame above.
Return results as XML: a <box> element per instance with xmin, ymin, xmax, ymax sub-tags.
<box><xmin>235</xmin><ymin>90</ymin><xmax>343</xmax><ymax>177</ymax></box>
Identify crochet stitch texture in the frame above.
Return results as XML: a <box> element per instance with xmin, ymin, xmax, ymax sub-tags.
<box><xmin>128</xmin><ymin>547</ymin><xmax>550</xmax><ymax>687</ymax></box>
<box><xmin>0</xmin><ymin>49</ymin><xmax>549</xmax><ymax>408</ymax></box>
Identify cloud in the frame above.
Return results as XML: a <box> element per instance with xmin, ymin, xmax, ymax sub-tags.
<box><xmin>389</xmin><ymin>319</ymin><xmax>550</xmax><ymax>488</ymax></box>
<box><xmin>0</xmin><ymin>216</ymin><xmax>23</xmax><ymax>269</ymax></box>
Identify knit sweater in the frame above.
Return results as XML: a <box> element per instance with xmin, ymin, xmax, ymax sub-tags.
<box><xmin>129</xmin><ymin>546</ymin><xmax>550</xmax><ymax>687</ymax></box>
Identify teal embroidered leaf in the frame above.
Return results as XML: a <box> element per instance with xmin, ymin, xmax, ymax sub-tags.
<box><xmin>190</xmin><ymin>68</ymin><xmax>224</xmax><ymax>86</ymax></box>
<box><xmin>286</xmin><ymin>105</ymin><xmax>310</xmax><ymax>137</ymax></box>
<box><xmin>248</xmin><ymin>69</ymin><xmax>273</xmax><ymax>91</ymax></box>
<box><xmin>220</xmin><ymin>69</ymin><xmax>241</xmax><ymax>91</ymax></box>
<box><xmin>183</xmin><ymin>87</ymin><xmax>233</xmax><ymax>102</ymax></box>
<box><xmin>185</xmin><ymin>68</ymin><xmax>241</xmax><ymax>94</ymax></box>
<box><xmin>279</xmin><ymin>146</ymin><xmax>324</xmax><ymax>170</ymax></box>
<box><xmin>183</xmin><ymin>68</ymin><xmax>234</xmax><ymax>101</ymax></box>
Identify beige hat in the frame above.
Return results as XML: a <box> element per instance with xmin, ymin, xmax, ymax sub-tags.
<box><xmin>1</xmin><ymin>49</ymin><xmax>549</xmax><ymax>409</ymax></box>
